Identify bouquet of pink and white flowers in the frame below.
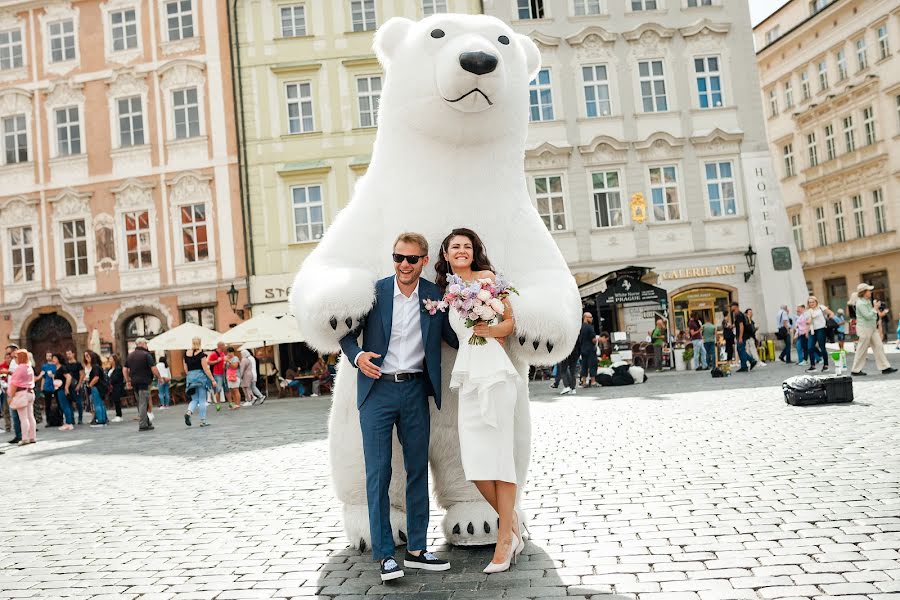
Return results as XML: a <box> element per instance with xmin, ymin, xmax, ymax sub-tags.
<box><xmin>443</xmin><ymin>273</ymin><xmax>518</xmax><ymax>345</ymax></box>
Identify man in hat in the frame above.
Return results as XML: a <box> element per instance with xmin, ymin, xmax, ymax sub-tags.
<box><xmin>850</xmin><ymin>283</ymin><xmax>897</xmax><ymax>376</ymax></box>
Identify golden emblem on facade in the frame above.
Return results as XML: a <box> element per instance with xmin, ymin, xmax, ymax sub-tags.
<box><xmin>630</xmin><ymin>192</ymin><xmax>647</xmax><ymax>224</ymax></box>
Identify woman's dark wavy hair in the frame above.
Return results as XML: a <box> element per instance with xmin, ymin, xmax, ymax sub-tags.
<box><xmin>434</xmin><ymin>228</ymin><xmax>495</xmax><ymax>294</ymax></box>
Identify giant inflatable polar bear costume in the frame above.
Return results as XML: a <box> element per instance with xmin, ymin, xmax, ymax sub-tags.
<box><xmin>291</xmin><ymin>13</ymin><xmax>581</xmax><ymax>549</ymax></box>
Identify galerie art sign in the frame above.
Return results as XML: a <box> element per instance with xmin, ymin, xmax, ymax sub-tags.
<box><xmin>660</xmin><ymin>264</ymin><xmax>737</xmax><ymax>281</ymax></box>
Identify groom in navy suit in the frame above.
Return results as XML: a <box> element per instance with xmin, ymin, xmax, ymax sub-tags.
<box><xmin>340</xmin><ymin>232</ymin><xmax>459</xmax><ymax>581</ymax></box>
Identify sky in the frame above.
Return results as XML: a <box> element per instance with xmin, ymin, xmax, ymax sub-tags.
<box><xmin>749</xmin><ymin>0</ymin><xmax>790</xmax><ymax>26</ymax></box>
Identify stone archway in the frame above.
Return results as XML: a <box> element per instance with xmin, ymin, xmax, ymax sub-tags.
<box><xmin>25</xmin><ymin>312</ymin><xmax>76</xmax><ymax>362</ymax></box>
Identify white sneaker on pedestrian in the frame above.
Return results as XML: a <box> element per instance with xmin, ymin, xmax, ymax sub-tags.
<box><xmin>241</xmin><ymin>401</ymin><xmax>252</xmax><ymax>407</ymax></box>
<box><xmin>566</xmin><ymin>388</ymin><xmax>577</xmax><ymax>395</ymax></box>
<box><xmin>148</xmin><ymin>412</ymin><xmax>155</xmax><ymax>422</ymax></box>
<box><xmin>798</xmin><ymin>361</ymin><xmax>807</xmax><ymax>367</ymax></box>
<box><xmin>112</xmin><ymin>416</ymin><xmax>123</xmax><ymax>423</ymax></box>
<box><xmin>559</xmin><ymin>386</ymin><xmax>571</xmax><ymax>395</ymax></box>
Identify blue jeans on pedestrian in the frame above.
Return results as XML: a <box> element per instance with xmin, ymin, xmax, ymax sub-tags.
<box><xmin>158</xmin><ymin>382</ymin><xmax>171</xmax><ymax>407</ymax></box>
<box><xmin>796</xmin><ymin>336</ymin><xmax>808</xmax><ymax>363</ymax></box>
<box><xmin>703</xmin><ymin>342</ymin><xmax>715</xmax><ymax>369</ymax></box>
<box><xmin>808</xmin><ymin>328</ymin><xmax>828</xmax><ymax>367</ymax></box>
<box><xmin>57</xmin><ymin>388</ymin><xmax>74</xmax><ymax>425</ymax></box>
<box><xmin>69</xmin><ymin>388</ymin><xmax>83</xmax><ymax>424</ymax></box>
<box><xmin>694</xmin><ymin>341</ymin><xmax>706</xmax><ymax>369</ymax></box>
<box><xmin>188</xmin><ymin>387</ymin><xmax>208</xmax><ymax>421</ymax></box>
<box><xmin>736</xmin><ymin>340</ymin><xmax>752</xmax><ymax>370</ymax></box>
<box><xmin>779</xmin><ymin>337</ymin><xmax>792</xmax><ymax>362</ymax></box>
<box><xmin>91</xmin><ymin>387</ymin><xmax>108</xmax><ymax>424</ymax></box>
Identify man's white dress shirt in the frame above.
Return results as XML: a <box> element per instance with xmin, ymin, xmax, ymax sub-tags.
<box><xmin>354</xmin><ymin>278</ymin><xmax>426</xmax><ymax>374</ymax></box>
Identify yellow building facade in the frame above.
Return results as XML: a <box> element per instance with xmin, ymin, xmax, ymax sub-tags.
<box><xmin>230</xmin><ymin>0</ymin><xmax>483</xmax><ymax>314</ymax></box>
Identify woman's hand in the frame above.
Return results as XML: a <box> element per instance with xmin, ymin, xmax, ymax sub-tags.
<box><xmin>473</xmin><ymin>323</ymin><xmax>492</xmax><ymax>338</ymax></box>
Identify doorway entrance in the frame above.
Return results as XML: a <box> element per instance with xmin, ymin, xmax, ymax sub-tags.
<box><xmin>26</xmin><ymin>313</ymin><xmax>76</xmax><ymax>362</ymax></box>
<box><xmin>671</xmin><ymin>287</ymin><xmax>733</xmax><ymax>333</ymax></box>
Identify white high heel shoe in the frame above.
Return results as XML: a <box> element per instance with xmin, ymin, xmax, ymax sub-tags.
<box><xmin>483</xmin><ymin>534</ymin><xmax>518</xmax><ymax>574</ymax></box>
<box><xmin>513</xmin><ymin>515</ymin><xmax>525</xmax><ymax>558</ymax></box>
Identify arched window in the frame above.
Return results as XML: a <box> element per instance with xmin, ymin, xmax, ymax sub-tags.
<box><xmin>123</xmin><ymin>313</ymin><xmax>162</xmax><ymax>353</ymax></box>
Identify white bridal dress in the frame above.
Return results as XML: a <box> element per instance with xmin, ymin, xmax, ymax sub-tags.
<box><xmin>449</xmin><ymin>309</ymin><xmax>520</xmax><ymax>484</ymax></box>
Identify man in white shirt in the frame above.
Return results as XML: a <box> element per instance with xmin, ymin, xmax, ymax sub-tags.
<box><xmin>340</xmin><ymin>232</ymin><xmax>458</xmax><ymax>581</ymax></box>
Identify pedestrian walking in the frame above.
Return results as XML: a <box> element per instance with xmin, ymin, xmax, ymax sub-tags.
<box><xmin>744</xmin><ymin>308</ymin><xmax>765</xmax><ymax>366</ymax></box>
<box><xmin>246</xmin><ymin>351</ymin><xmax>266</xmax><ymax>404</ymax></box>
<box><xmin>207</xmin><ymin>341</ymin><xmax>228</xmax><ymax>408</ymax></box>
<box><xmin>721</xmin><ymin>317</ymin><xmax>735</xmax><ymax>362</ymax></box>
<box><xmin>239</xmin><ymin>349</ymin><xmax>255</xmax><ymax>406</ymax></box>
<box><xmin>36</xmin><ymin>352</ymin><xmax>58</xmax><ymax>427</ymax></box>
<box><xmin>63</xmin><ymin>350</ymin><xmax>85</xmax><ymax>425</ymax></box>
<box><xmin>688</xmin><ymin>313</ymin><xmax>706</xmax><ymax>371</ymax></box>
<box><xmin>651</xmin><ymin>318</ymin><xmax>667</xmax><ymax>371</ymax></box>
<box><xmin>225</xmin><ymin>347</ymin><xmax>242</xmax><ymax>410</ymax></box>
<box><xmin>156</xmin><ymin>356</ymin><xmax>171</xmax><ymax>409</ymax></box>
<box><xmin>7</xmin><ymin>349</ymin><xmax>36</xmax><ymax>446</ymax></box>
<box><xmin>776</xmin><ymin>304</ymin><xmax>793</xmax><ymax>363</ymax></box>
<box><xmin>183</xmin><ymin>337</ymin><xmax>216</xmax><ymax>427</ymax></box>
<box><xmin>124</xmin><ymin>338</ymin><xmax>160</xmax><ymax>432</ymax></box>
<box><xmin>833</xmin><ymin>309</ymin><xmax>847</xmax><ymax>351</ymax></box>
<box><xmin>2</xmin><ymin>345</ymin><xmax>22</xmax><ymax>443</ymax></box>
<box><xmin>559</xmin><ymin>342</ymin><xmax>579</xmax><ymax>395</ymax></box>
<box><xmin>84</xmin><ymin>351</ymin><xmax>109</xmax><ymax>427</ymax></box>
<box><xmin>850</xmin><ymin>283</ymin><xmax>897</xmax><ymax>376</ymax></box>
<box><xmin>794</xmin><ymin>304</ymin><xmax>811</xmax><ymax>366</ymax></box>
<box><xmin>52</xmin><ymin>354</ymin><xmax>75</xmax><ymax>431</ymax></box>
<box><xmin>577</xmin><ymin>313</ymin><xmax>598</xmax><ymax>386</ymax></box>
<box><xmin>805</xmin><ymin>296</ymin><xmax>833</xmax><ymax>373</ymax></box>
<box><xmin>731</xmin><ymin>302</ymin><xmax>757</xmax><ymax>373</ymax></box>
<box><xmin>107</xmin><ymin>354</ymin><xmax>125</xmax><ymax>423</ymax></box>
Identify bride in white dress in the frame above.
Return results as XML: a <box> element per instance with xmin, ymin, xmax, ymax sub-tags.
<box><xmin>435</xmin><ymin>228</ymin><xmax>524</xmax><ymax>573</ymax></box>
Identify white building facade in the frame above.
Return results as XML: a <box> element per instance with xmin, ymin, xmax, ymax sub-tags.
<box><xmin>483</xmin><ymin>0</ymin><xmax>806</xmax><ymax>336</ymax></box>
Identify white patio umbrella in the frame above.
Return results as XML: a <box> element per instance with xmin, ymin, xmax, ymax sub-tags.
<box><xmin>147</xmin><ymin>322</ymin><xmax>222</xmax><ymax>352</ymax></box>
<box><xmin>219</xmin><ymin>313</ymin><xmax>303</xmax><ymax>347</ymax></box>
<box><xmin>89</xmin><ymin>329</ymin><xmax>101</xmax><ymax>354</ymax></box>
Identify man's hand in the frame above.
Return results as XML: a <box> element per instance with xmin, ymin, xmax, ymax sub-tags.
<box><xmin>125</xmin><ymin>381</ymin><xmax>133</xmax><ymax>390</ymax></box>
<box><xmin>357</xmin><ymin>352</ymin><xmax>382</xmax><ymax>379</ymax></box>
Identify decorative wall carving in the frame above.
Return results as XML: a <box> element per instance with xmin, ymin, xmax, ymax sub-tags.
<box><xmin>579</xmin><ymin>135</ymin><xmax>629</xmax><ymax>166</ymax></box>
<box><xmin>111</xmin><ymin>178</ymin><xmax>154</xmax><ymax>210</ymax></box>
<box><xmin>690</xmin><ymin>128</ymin><xmax>743</xmax><ymax>157</ymax></box>
<box><xmin>524</xmin><ymin>143</ymin><xmax>572</xmax><ymax>170</ymax></box>
<box><xmin>168</xmin><ymin>171</ymin><xmax>212</xmax><ymax>206</ymax></box>
<box><xmin>44</xmin><ymin>80</ymin><xmax>85</xmax><ymax>110</ymax></box>
<box><xmin>623</xmin><ymin>24</ymin><xmax>675</xmax><ymax>59</ymax></box>
<box><xmin>0</xmin><ymin>197</ymin><xmax>38</xmax><ymax>226</ymax></box>
<box><xmin>107</xmin><ymin>68</ymin><xmax>148</xmax><ymax>99</ymax></box>
<box><xmin>50</xmin><ymin>188</ymin><xmax>92</xmax><ymax>218</ymax></box>
<box><xmin>0</xmin><ymin>88</ymin><xmax>32</xmax><ymax>117</ymax></box>
<box><xmin>94</xmin><ymin>213</ymin><xmax>117</xmax><ymax>271</ymax></box>
<box><xmin>159</xmin><ymin>59</ymin><xmax>206</xmax><ymax>92</ymax></box>
<box><xmin>635</xmin><ymin>133</ymin><xmax>685</xmax><ymax>162</ymax></box>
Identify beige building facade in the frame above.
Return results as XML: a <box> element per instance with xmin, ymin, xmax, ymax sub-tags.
<box><xmin>231</xmin><ymin>0</ymin><xmax>483</xmax><ymax>315</ymax></box>
<box><xmin>755</xmin><ymin>0</ymin><xmax>899</xmax><ymax>331</ymax></box>
<box><xmin>482</xmin><ymin>0</ymin><xmax>806</xmax><ymax>336</ymax></box>
<box><xmin>0</xmin><ymin>0</ymin><xmax>246</xmax><ymax>357</ymax></box>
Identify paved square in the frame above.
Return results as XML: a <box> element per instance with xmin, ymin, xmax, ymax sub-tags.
<box><xmin>2</xmin><ymin>359</ymin><xmax>899</xmax><ymax>599</ymax></box>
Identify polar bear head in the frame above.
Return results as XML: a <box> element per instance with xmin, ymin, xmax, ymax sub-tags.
<box><xmin>373</xmin><ymin>13</ymin><xmax>541</xmax><ymax>145</ymax></box>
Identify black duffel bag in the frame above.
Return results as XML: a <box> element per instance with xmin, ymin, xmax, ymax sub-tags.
<box><xmin>783</xmin><ymin>374</ymin><xmax>853</xmax><ymax>406</ymax></box>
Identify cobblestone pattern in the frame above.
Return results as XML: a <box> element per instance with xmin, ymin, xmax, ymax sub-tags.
<box><xmin>1</xmin><ymin>361</ymin><xmax>899</xmax><ymax>599</ymax></box>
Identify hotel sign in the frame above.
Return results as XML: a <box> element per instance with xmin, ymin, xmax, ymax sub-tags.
<box><xmin>660</xmin><ymin>264</ymin><xmax>737</xmax><ymax>281</ymax></box>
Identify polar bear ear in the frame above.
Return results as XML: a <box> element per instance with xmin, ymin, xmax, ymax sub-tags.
<box><xmin>516</xmin><ymin>33</ymin><xmax>542</xmax><ymax>81</ymax></box>
<box><xmin>373</xmin><ymin>17</ymin><xmax>414</xmax><ymax>65</ymax></box>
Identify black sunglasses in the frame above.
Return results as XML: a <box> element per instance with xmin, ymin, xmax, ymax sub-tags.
<box><xmin>392</xmin><ymin>253</ymin><xmax>427</xmax><ymax>265</ymax></box>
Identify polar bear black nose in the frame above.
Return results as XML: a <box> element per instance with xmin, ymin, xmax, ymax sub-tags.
<box><xmin>459</xmin><ymin>51</ymin><xmax>498</xmax><ymax>75</ymax></box>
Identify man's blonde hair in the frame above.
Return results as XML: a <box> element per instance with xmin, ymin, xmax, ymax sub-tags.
<box><xmin>394</xmin><ymin>232</ymin><xmax>429</xmax><ymax>256</ymax></box>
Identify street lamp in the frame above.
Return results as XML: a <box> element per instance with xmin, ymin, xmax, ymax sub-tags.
<box><xmin>227</xmin><ymin>283</ymin><xmax>244</xmax><ymax>319</ymax></box>
<box><xmin>743</xmin><ymin>245</ymin><xmax>758</xmax><ymax>283</ymax></box>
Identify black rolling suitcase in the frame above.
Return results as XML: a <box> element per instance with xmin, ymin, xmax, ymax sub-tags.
<box><xmin>783</xmin><ymin>374</ymin><xmax>853</xmax><ymax>406</ymax></box>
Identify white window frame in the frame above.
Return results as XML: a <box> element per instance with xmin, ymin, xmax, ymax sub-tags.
<box><xmin>806</xmin><ymin>132</ymin><xmax>818</xmax><ymax>167</ymax></box>
<box><xmin>532</xmin><ymin>174</ymin><xmax>568</xmax><ymax>232</ymax></box>
<box><xmin>836</xmin><ymin>49</ymin><xmax>847</xmax><ymax>81</ymax></box>
<box><xmin>768</xmin><ymin>88</ymin><xmax>778</xmax><ymax>118</ymax></box>
<box><xmin>179</xmin><ymin>202</ymin><xmax>210</xmax><ymax>263</ymax></box>
<box><xmin>862</xmin><ymin>106</ymin><xmax>875</xmax><ymax>146</ymax></box>
<box><xmin>285</xmin><ymin>81</ymin><xmax>315</xmax><ymax>134</ymax></box>
<box><xmin>573</xmin><ymin>0</ymin><xmax>602</xmax><ymax>16</ymax></box>
<box><xmin>110</xmin><ymin>7</ymin><xmax>138</xmax><ymax>52</ymax></box>
<box><xmin>517</xmin><ymin>0</ymin><xmax>546</xmax><ymax>19</ymax></box>
<box><xmin>630</xmin><ymin>0</ymin><xmax>659</xmax><ymax>11</ymax></box>
<box><xmin>48</xmin><ymin>19</ymin><xmax>76</xmax><ymax>63</ymax></box>
<box><xmin>54</xmin><ymin>105</ymin><xmax>81</xmax><ymax>157</ymax></box>
<box><xmin>824</xmin><ymin>123</ymin><xmax>836</xmax><ymax>161</ymax></box>
<box><xmin>356</xmin><ymin>74</ymin><xmax>381</xmax><ymax>128</ymax></box>
<box><xmin>529</xmin><ymin>68</ymin><xmax>555</xmax><ymax>122</ymax></box>
<box><xmin>815</xmin><ymin>205</ymin><xmax>828</xmax><ymax>247</ymax></box>
<box><xmin>2</xmin><ymin>113</ymin><xmax>28</xmax><ymax>165</ymax></box>
<box><xmin>694</xmin><ymin>55</ymin><xmax>723</xmax><ymax>109</ymax></box>
<box><xmin>783</xmin><ymin>79</ymin><xmax>793</xmax><ymax>109</ymax></box>
<box><xmin>842</xmin><ymin>115</ymin><xmax>855</xmax><ymax>153</ymax></box>
<box><xmin>765</xmin><ymin>26</ymin><xmax>780</xmax><ymax>46</ymax></box>
<box><xmin>116</xmin><ymin>95</ymin><xmax>145</xmax><ymax>148</ymax></box>
<box><xmin>800</xmin><ymin>71</ymin><xmax>811</xmax><ymax>101</ymax></box>
<box><xmin>873</xmin><ymin>188</ymin><xmax>886</xmax><ymax>235</ymax></box>
<box><xmin>61</xmin><ymin>218</ymin><xmax>90</xmax><ymax>278</ymax></box>
<box><xmin>648</xmin><ymin>164</ymin><xmax>681</xmax><ymax>223</ymax></box>
<box><xmin>855</xmin><ymin>37</ymin><xmax>868</xmax><ymax>71</ymax></box>
<box><xmin>852</xmin><ymin>194</ymin><xmax>865</xmax><ymax>238</ymax></box>
<box><xmin>291</xmin><ymin>184</ymin><xmax>326</xmax><ymax>243</ymax></box>
<box><xmin>590</xmin><ymin>170</ymin><xmax>623</xmax><ymax>228</ymax></box>
<box><xmin>703</xmin><ymin>161</ymin><xmax>737</xmax><ymax>218</ymax></box>
<box><xmin>638</xmin><ymin>59</ymin><xmax>668</xmax><ymax>113</ymax></box>
<box><xmin>164</xmin><ymin>0</ymin><xmax>195</xmax><ymax>42</ymax></box>
<box><xmin>687</xmin><ymin>0</ymin><xmax>713</xmax><ymax>6</ymax></box>
<box><xmin>100</xmin><ymin>2</ymin><xmax>143</xmax><ymax>64</ymax></box>
<box><xmin>833</xmin><ymin>201</ymin><xmax>845</xmax><ymax>243</ymax></box>
<box><xmin>172</xmin><ymin>87</ymin><xmax>201</xmax><ymax>140</ymax></box>
<box><xmin>350</xmin><ymin>0</ymin><xmax>377</xmax><ymax>32</ymax></box>
<box><xmin>783</xmin><ymin>143</ymin><xmax>795</xmax><ymax>177</ymax></box>
<box><xmin>582</xmin><ymin>64</ymin><xmax>612</xmax><ymax>117</ymax></box>
<box><xmin>280</xmin><ymin>4</ymin><xmax>307</xmax><ymax>38</ymax></box>
<box><xmin>123</xmin><ymin>209</ymin><xmax>153</xmax><ymax>270</ymax></box>
<box><xmin>817</xmin><ymin>60</ymin><xmax>828</xmax><ymax>92</ymax></box>
<box><xmin>877</xmin><ymin>24</ymin><xmax>890</xmax><ymax>61</ymax></box>
<box><xmin>0</xmin><ymin>27</ymin><xmax>25</xmax><ymax>71</ymax></box>
<box><xmin>421</xmin><ymin>0</ymin><xmax>448</xmax><ymax>15</ymax></box>
<box><xmin>791</xmin><ymin>214</ymin><xmax>804</xmax><ymax>251</ymax></box>
<box><xmin>8</xmin><ymin>225</ymin><xmax>35</xmax><ymax>284</ymax></box>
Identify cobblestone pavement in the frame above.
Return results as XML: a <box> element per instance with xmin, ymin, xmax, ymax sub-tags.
<box><xmin>2</xmin><ymin>357</ymin><xmax>899</xmax><ymax>600</ymax></box>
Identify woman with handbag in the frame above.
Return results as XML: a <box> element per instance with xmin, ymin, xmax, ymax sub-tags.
<box><xmin>8</xmin><ymin>349</ymin><xmax>36</xmax><ymax>445</ymax></box>
<box><xmin>806</xmin><ymin>296</ymin><xmax>834</xmax><ymax>373</ymax></box>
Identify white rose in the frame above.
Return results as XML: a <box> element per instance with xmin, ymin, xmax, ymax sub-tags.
<box><xmin>477</xmin><ymin>289</ymin><xmax>492</xmax><ymax>302</ymax></box>
<box><xmin>489</xmin><ymin>298</ymin><xmax>505</xmax><ymax>314</ymax></box>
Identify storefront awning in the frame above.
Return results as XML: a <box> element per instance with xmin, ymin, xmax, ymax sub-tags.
<box><xmin>592</xmin><ymin>276</ymin><xmax>668</xmax><ymax>307</ymax></box>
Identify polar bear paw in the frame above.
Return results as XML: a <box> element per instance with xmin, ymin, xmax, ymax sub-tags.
<box><xmin>291</xmin><ymin>266</ymin><xmax>376</xmax><ymax>352</ymax></box>
<box><xmin>342</xmin><ymin>503</ymin><xmax>408</xmax><ymax>552</ymax></box>
<box><xmin>441</xmin><ymin>501</ymin><xmax>500</xmax><ymax>546</ymax></box>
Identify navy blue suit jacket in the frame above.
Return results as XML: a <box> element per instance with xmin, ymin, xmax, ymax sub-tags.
<box><xmin>340</xmin><ymin>276</ymin><xmax>458</xmax><ymax>409</ymax></box>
